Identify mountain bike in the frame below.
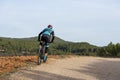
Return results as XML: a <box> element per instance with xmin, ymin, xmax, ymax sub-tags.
<box><xmin>37</xmin><ymin>41</ymin><xmax>48</xmax><ymax>65</ymax></box>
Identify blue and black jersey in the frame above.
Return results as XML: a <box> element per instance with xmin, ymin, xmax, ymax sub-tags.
<box><xmin>38</xmin><ymin>27</ymin><xmax>55</xmax><ymax>43</ymax></box>
<box><xmin>42</xmin><ymin>28</ymin><xmax>54</xmax><ymax>36</ymax></box>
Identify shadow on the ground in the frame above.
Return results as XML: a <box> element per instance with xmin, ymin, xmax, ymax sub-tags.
<box><xmin>18</xmin><ymin>69</ymin><xmax>85</xmax><ymax>80</ymax></box>
<box><xmin>68</xmin><ymin>58</ymin><xmax>120</xmax><ymax>80</ymax></box>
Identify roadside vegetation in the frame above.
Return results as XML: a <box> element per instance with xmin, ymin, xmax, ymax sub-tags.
<box><xmin>0</xmin><ymin>37</ymin><xmax>120</xmax><ymax>57</ymax></box>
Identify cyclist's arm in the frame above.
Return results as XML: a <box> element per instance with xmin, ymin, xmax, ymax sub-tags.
<box><xmin>38</xmin><ymin>32</ymin><xmax>42</xmax><ymax>41</ymax></box>
<box><xmin>51</xmin><ymin>31</ymin><xmax>55</xmax><ymax>43</ymax></box>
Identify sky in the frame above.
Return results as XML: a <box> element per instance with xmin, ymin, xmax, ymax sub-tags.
<box><xmin>0</xmin><ymin>0</ymin><xmax>120</xmax><ymax>46</ymax></box>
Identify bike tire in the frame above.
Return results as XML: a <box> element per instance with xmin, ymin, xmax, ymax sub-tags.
<box><xmin>37</xmin><ymin>55</ymin><xmax>41</xmax><ymax>65</ymax></box>
<box><xmin>37</xmin><ymin>47</ymin><xmax>42</xmax><ymax>65</ymax></box>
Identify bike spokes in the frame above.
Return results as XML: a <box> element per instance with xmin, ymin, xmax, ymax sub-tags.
<box><xmin>38</xmin><ymin>55</ymin><xmax>41</xmax><ymax>65</ymax></box>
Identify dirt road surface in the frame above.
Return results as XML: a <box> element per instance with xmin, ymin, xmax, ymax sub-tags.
<box><xmin>5</xmin><ymin>56</ymin><xmax>120</xmax><ymax>80</ymax></box>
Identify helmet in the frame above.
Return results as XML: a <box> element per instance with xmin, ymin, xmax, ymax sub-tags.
<box><xmin>48</xmin><ymin>25</ymin><xmax>53</xmax><ymax>29</ymax></box>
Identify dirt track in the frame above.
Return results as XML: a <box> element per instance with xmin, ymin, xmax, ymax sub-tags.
<box><xmin>6</xmin><ymin>56</ymin><xmax>120</xmax><ymax>80</ymax></box>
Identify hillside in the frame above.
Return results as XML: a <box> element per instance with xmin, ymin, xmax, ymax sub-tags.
<box><xmin>0</xmin><ymin>36</ymin><xmax>99</xmax><ymax>56</ymax></box>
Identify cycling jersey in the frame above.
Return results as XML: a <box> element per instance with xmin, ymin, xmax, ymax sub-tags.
<box><xmin>42</xmin><ymin>28</ymin><xmax>54</xmax><ymax>36</ymax></box>
<box><xmin>38</xmin><ymin>27</ymin><xmax>55</xmax><ymax>43</ymax></box>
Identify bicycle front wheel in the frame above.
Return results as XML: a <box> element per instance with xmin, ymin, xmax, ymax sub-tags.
<box><xmin>37</xmin><ymin>46</ymin><xmax>42</xmax><ymax>65</ymax></box>
<box><xmin>37</xmin><ymin>55</ymin><xmax>41</xmax><ymax>65</ymax></box>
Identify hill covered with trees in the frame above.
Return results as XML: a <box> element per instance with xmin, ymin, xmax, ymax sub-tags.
<box><xmin>0</xmin><ymin>37</ymin><xmax>120</xmax><ymax>57</ymax></box>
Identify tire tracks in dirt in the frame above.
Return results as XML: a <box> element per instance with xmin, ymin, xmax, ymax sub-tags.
<box><xmin>4</xmin><ymin>56</ymin><xmax>120</xmax><ymax>80</ymax></box>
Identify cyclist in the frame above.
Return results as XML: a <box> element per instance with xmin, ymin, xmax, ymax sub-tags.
<box><xmin>38</xmin><ymin>24</ymin><xmax>55</xmax><ymax>61</ymax></box>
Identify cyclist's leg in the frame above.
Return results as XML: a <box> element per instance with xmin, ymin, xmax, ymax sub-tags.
<box><xmin>44</xmin><ymin>35</ymin><xmax>50</xmax><ymax>56</ymax></box>
<box><xmin>45</xmin><ymin>44</ymin><xmax>49</xmax><ymax>55</ymax></box>
<box><xmin>39</xmin><ymin>42</ymin><xmax>42</xmax><ymax>50</ymax></box>
<box><xmin>43</xmin><ymin>46</ymin><xmax>48</xmax><ymax>61</ymax></box>
<box><xmin>43</xmin><ymin>35</ymin><xmax>50</xmax><ymax>62</ymax></box>
<box><xmin>39</xmin><ymin>35</ymin><xmax>45</xmax><ymax>59</ymax></box>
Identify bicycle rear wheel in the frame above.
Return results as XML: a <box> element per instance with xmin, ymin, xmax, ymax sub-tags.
<box><xmin>37</xmin><ymin>47</ymin><xmax>42</xmax><ymax>65</ymax></box>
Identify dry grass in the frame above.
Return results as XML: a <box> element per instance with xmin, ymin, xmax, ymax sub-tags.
<box><xmin>0</xmin><ymin>55</ymin><xmax>76</xmax><ymax>76</ymax></box>
<box><xmin>0</xmin><ymin>56</ymin><xmax>37</xmax><ymax>75</ymax></box>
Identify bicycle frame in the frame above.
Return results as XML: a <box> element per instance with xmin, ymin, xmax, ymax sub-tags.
<box><xmin>37</xmin><ymin>41</ymin><xmax>47</xmax><ymax>65</ymax></box>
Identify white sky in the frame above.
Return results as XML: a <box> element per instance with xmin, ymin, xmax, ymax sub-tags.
<box><xmin>0</xmin><ymin>0</ymin><xmax>120</xmax><ymax>46</ymax></box>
